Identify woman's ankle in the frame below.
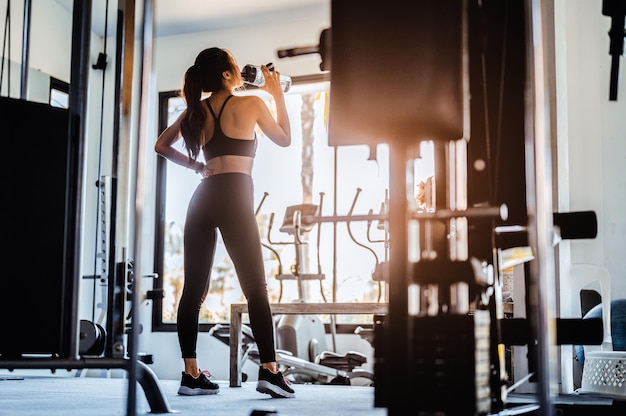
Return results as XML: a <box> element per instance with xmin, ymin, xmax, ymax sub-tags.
<box><xmin>183</xmin><ymin>358</ymin><xmax>199</xmax><ymax>377</ymax></box>
<box><xmin>260</xmin><ymin>362</ymin><xmax>279</xmax><ymax>374</ymax></box>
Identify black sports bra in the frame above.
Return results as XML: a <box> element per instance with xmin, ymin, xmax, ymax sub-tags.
<box><xmin>203</xmin><ymin>95</ymin><xmax>257</xmax><ymax>161</ymax></box>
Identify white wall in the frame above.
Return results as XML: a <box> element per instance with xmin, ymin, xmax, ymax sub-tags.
<box><xmin>0</xmin><ymin>0</ymin><xmax>73</xmax><ymax>83</ymax></box>
<box><xmin>153</xmin><ymin>19</ymin><xmax>329</xmax><ymax>93</ymax></box>
<box><xmin>556</xmin><ymin>0</ymin><xmax>626</xmax><ymax>301</ymax></box>
<box><xmin>0</xmin><ymin>59</ymin><xmax>51</xmax><ymax>102</ymax></box>
<box><xmin>551</xmin><ymin>0</ymin><xmax>625</xmax><ymax>395</ymax></box>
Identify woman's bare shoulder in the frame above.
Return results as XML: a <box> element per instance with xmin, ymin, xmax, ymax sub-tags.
<box><xmin>232</xmin><ymin>94</ymin><xmax>264</xmax><ymax>104</ymax></box>
<box><xmin>230</xmin><ymin>94</ymin><xmax>266</xmax><ymax>111</ymax></box>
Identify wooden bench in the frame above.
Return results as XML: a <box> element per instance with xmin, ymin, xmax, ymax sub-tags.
<box><xmin>229</xmin><ymin>302</ymin><xmax>388</xmax><ymax>386</ymax></box>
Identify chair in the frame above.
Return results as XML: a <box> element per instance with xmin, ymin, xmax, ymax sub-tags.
<box><xmin>569</xmin><ymin>264</ymin><xmax>613</xmax><ymax>351</ymax></box>
<box><xmin>568</xmin><ymin>264</ymin><xmax>626</xmax><ymax>399</ymax></box>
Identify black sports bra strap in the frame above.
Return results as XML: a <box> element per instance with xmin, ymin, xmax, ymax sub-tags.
<box><xmin>216</xmin><ymin>95</ymin><xmax>234</xmax><ymax>120</ymax></box>
<box><xmin>206</xmin><ymin>99</ymin><xmax>217</xmax><ymax>120</ymax></box>
<box><xmin>205</xmin><ymin>95</ymin><xmax>233</xmax><ymax>121</ymax></box>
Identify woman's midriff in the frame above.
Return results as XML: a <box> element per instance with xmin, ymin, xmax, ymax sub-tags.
<box><xmin>206</xmin><ymin>155</ymin><xmax>253</xmax><ymax>176</ymax></box>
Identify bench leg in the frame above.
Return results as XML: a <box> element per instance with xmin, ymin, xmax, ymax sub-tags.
<box><xmin>230</xmin><ymin>309</ymin><xmax>243</xmax><ymax>387</ymax></box>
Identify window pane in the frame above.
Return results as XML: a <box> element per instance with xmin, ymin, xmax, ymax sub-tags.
<box><xmin>50</xmin><ymin>89</ymin><xmax>69</xmax><ymax>108</ymax></box>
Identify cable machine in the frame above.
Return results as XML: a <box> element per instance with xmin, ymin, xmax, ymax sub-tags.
<box><xmin>277</xmin><ymin>0</ymin><xmax>618</xmax><ymax>414</ymax></box>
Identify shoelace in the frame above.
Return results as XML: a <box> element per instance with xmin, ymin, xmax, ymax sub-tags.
<box><xmin>280</xmin><ymin>372</ymin><xmax>292</xmax><ymax>385</ymax></box>
<box><xmin>198</xmin><ymin>369</ymin><xmax>214</xmax><ymax>378</ymax></box>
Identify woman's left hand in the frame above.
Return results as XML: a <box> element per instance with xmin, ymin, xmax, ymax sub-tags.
<box><xmin>260</xmin><ymin>65</ymin><xmax>283</xmax><ymax>97</ymax></box>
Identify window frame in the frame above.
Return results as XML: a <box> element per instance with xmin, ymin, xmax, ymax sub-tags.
<box><xmin>151</xmin><ymin>74</ymin><xmax>382</xmax><ymax>334</ymax></box>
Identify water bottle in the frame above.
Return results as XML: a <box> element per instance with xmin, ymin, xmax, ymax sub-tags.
<box><xmin>241</xmin><ymin>63</ymin><xmax>292</xmax><ymax>93</ymax></box>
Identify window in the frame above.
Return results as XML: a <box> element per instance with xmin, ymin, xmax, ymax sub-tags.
<box><xmin>152</xmin><ymin>77</ymin><xmax>391</xmax><ymax>333</ymax></box>
<box><xmin>49</xmin><ymin>77</ymin><xmax>69</xmax><ymax>109</ymax></box>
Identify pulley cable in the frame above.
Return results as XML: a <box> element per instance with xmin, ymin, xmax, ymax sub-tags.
<box><xmin>90</xmin><ymin>0</ymin><xmax>111</xmax><ymax>325</ymax></box>
<box><xmin>492</xmin><ymin>0</ymin><xmax>510</xmax><ymax>207</ymax></box>
<box><xmin>478</xmin><ymin>4</ymin><xmax>494</xmax><ymax>204</ymax></box>
<box><xmin>477</xmin><ymin>1</ymin><xmax>510</xmax><ymax>207</ymax></box>
<box><xmin>476</xmin><ymin>1</ymin><xmax>511</xmax><ymax>264</ymax></box>
<box><xmin>1</xmin><ymin>0</ymin><xmax>11</xmax><ymax>96</ymax></box>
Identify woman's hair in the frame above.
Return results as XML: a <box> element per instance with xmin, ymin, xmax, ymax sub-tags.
<box><xmin>180</xmin><ymin>47</ymin><xmax>234</xmax><ymax>160</ymax></box>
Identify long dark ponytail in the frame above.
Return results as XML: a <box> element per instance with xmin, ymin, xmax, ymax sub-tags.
<box><xmin>180</xmin><ymin>47</ymin><xmax>232</xmax><ymax>160</ymax></box>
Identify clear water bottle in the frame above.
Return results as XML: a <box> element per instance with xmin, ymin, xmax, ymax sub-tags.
<box><xmin>241</xmin><ymin>63</ymin><xmax>292</xmax><ymax>93</ymax></box>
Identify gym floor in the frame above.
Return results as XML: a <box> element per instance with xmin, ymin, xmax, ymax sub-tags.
<box><xmin>0</xmin><ymin>374</ymin><xmax>386</xmax><ymax>416</ymax></box>
<box><xmin>1</xmin><ymin>373</ymin><xmax>625</xmax><ymax>415</ymax></box>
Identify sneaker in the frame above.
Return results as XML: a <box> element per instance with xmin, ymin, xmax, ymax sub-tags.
<box><xmin>177</xmin><ymin>370</ymin><xmax>220</xmax><ymax>396</ymax></box>
<box><xmin>256</xmin><ymin>367</ymin><xmax>295</xmax><ymax>398</ymax></box>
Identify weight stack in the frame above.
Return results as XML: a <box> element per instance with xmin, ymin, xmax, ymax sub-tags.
<box><xmin>409</xmin><ymin>311</ymin><xmax>491</xmax><ymax>415</ymax></box>
<box><xmin>329</xmin><ymin>0</ymin><xmax>466</xmax><ymax>146</ymax></box>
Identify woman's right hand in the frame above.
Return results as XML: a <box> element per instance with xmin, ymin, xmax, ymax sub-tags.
<box><xmin>200</xmin><ymin>166</ymin><xmax>213</xmax><ymax>179</ymax></box>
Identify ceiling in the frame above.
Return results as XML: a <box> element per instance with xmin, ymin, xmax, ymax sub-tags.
<box><xmin>54</xmin><ymin>0</ymin><xmax>329</xmax><ymax>38</ymax></box>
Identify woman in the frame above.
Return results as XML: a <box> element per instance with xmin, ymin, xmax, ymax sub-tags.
<box><xmin>154</xmin><ymin>47</ymin><xmax>294</xmax><ymax>398</ymax></box>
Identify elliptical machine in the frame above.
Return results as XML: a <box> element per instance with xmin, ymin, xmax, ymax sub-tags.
<box><xmin>266</xmin><ymin>193</ymin><xmax>373</xmax><ymax>385</ymax></box>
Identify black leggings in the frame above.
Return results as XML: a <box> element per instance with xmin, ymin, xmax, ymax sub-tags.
<box><xmin>177</xmin><ymin>173</ymin><xmax>276</xmax><ymax>363</ymax></box>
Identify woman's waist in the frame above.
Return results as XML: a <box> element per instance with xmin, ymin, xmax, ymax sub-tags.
<box><xmin>205</xmin><ymin>155</ymin><xmax>253</xmax><ymax>176</ymax></box>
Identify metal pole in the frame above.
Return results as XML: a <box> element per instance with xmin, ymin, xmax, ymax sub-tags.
<box><xmin>127</xmin><ymin>0</ymin><xmax>155</xmax><ymax>414</ymax></box>
<box><xmin>20</xmin><ymin>0</ymin><xmax>31</xmax><ymax>99</ymax></box>
<box><xmin>66</xmin><ymin>0</ymin><xmax>92</xmax><ymax>361</ymax></box>
<box><xmin>524</xmin><ymin>0</ymin><xmax>558</xmax><ymax>414</ymax></box>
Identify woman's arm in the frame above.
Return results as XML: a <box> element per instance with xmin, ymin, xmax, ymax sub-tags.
<box><xmin>256</xmin><ymin>66</ymin><xmax>291</xmax><ymax>147</ymax></box>
<box><xmin>154</xmin><ymin>111</ymin><xmax>207</xmax><ymax>174</ymax></box>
